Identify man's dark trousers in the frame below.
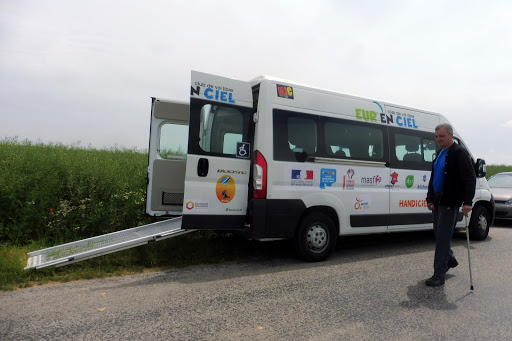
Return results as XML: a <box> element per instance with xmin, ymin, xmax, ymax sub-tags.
<box><xmin>433</xmin><ymin>204</ymin><xmax>459</xmax><ymax>275</ymax></box>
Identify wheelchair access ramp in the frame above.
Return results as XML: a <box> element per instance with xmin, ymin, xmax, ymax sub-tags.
<box><xmin>25</xmin><ymin>217</ymin><xmax>192</xmax><ymax>269</ymax></box>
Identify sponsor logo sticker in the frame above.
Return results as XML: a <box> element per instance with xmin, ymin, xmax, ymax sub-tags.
<box><xmin>320</xmin><ymin>169</ymin><xmax>337</xmax><ymax>189</ymax></box>
<box><xmin>291</xmin><ymin>169</ymin><xmax>314</xmax><ymax>186</ymax></box>
<box><xmin>360</xmin><ymin>175</ymin><xmax>382</xmax><ymax>185</ymax></box>
<box><xmin>185</xmin><ymin>200</ymin><xmax>209</xmax><ymax>211</ymax></box>
<box><xmin>343</xmin><ymin>169</ymin><xmax>355</xmax><ymax>190</ymax></box>
<box><xmin>391</xmin><ymin>172</ymin><xmax>399</xmax><ymax>185</ymax></box>
<box><xmin>276</xmin><ymin>84</ymin><xmax>294</xmax><ymax>99</ymax></box>
<box><xmin>216</xmin><ymin>175</ymin><xmax>236</xmax><ymax>203</ymax></box>
<box><xmin>354</xmin><ymin>196</ymin><xmax>371</xmax><ymax>210</ymax></box>
<box><xmin>386</xmin><ymin>172</ymin><xmax>400</xmax><ymax>189</ymax></box>
<box><xmin>405</xmin><ymin>175</ymin><xmax>414</xmax><ymax>188</ymax></box>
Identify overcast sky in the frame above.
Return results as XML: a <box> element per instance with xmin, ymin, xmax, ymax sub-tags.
<box><xmin>1</xmin><ymin>0</ymin><xmax>511</xmax><ymax>164</ymax></box>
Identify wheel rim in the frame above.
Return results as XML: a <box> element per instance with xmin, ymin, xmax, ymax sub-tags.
<box><xmin>306</xmin><ymin>223</ymin><xmax>328</xmax><ymax>253</ymax></box>
<box><xmin>478</xmin><ymin>214</ymin><xmax>488</xmax><ymax>233</ymax></box>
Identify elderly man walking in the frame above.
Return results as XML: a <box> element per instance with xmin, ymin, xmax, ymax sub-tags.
<box><xmin>425</xmin><ymin>123</ymin><xmax>476</xmax><ymax>287</ymax></box>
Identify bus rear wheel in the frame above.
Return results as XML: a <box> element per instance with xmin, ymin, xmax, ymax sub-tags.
<box><xmin>294</xmin><ymin>212</ymin><xmax>337</xmax><ymax>262</ymax></box>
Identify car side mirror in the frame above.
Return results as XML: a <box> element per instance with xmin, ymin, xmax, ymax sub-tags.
<box><xmin>475</xmin><ymin>158</ymin><xmax>486</xmax><ymax>178</ymax></box>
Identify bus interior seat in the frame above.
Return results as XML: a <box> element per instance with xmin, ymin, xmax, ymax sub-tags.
<box><xmin>403</xmin><ymin>142</ymin><xmax>422</xmax><ymax>162</ymax></box>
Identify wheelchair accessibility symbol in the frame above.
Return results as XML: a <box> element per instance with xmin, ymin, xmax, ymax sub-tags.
<box><xmin>236</xmin><ymin>142</ymin><xmax>250</xmax><ymax>158</ymax></box>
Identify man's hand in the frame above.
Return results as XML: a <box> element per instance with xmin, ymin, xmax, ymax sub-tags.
<box><xmin>462</xmin><ymin>205</ymin><xmax>472</xmax><ymax>217</ymax></box>
<box><xmin>427</xmin><ymin>202</ymin><xmax>435</xmax><ymax>211</ymax></box>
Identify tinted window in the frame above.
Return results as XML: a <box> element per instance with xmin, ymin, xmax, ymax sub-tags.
<box><xmin>324</xmin><ymin>120</ymin><xmax>385</xmax><ymax>161</ymax></box>
<box><xmin>188</xmin><ymin>101</ymin><xmax>251</xmax><ymax>158</ymax></box>
<box><xmin>199</xmin><ymin>104</ymin><xmax>243</xmax><ymax>155</ymax></box>
<box><xmin>390</xmin><ymin>128</ymin><xmax>436</xmax><ymax>170</ymax></box>
<box><xmin>273</xmin><ymin>110</ymin><xmax>318</xmax><ymax>161</ymax></box>
<box><xmin>287</xmin><ymin>116</ymin><xmax>317</xmax><ymax>154</ymax></box>
<box><xmin>273</xmin><ymin>109</ymin><xmax>387</xmax><ymax>162</ymax></box>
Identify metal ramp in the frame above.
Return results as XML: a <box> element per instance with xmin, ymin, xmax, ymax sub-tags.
<box><xmin>25</xmin><ymin>217</ymin><xmax>192</xmax><ymax>269</ymax></box>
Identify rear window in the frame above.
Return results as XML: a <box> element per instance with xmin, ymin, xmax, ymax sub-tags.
<box><xmin>188</xmin><ymin>101</ymin><xmax>252</xmax><ymax>158</ymax></box>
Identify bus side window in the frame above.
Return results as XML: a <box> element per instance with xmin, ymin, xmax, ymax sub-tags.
<box><xmin>395</xmin><ymin>134</ymin><xmax>422</xmax><ymax>162</ymax></box>
<box><xmin>390</xmin><ymin>129</ymin><xmax>435</xmax><ymax>170</ymax></box>
<box><xmin>273</xmin><ymin>109</ymin><xmax>318</xmax><ymax>162</ymax></box>
<box><xmin>324</xmin><ymin>119</ymin><xmax>384</xmax><ymax>162</ymax></box>
<box><xmin>423</xmin><ymin>139</ymin><xmax>436</xmax><ymax>162</ymax></box>
<box><xmin>287</xmin><ymin>116</ymin><xmax>317</xmax><ymax>155</ymax></box>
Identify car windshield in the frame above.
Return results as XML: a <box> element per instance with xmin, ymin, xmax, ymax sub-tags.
<box><xmin>488</xmin><ymin>174</ymin><xmax>512</xmax><ymax>188</ymax></box>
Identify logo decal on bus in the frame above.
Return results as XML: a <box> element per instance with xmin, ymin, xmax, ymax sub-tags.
<box><xmin>185</xmin><ymin>200</ymin><xmax>209</xmax><ymax>211</ymax></box>
<box><xmin>355</xmin><ymin>101</ymin><xmax>418</xmax><ymax>129</ymax></box>
<box><xmin>360</xmin><ymin>175</ymin><xmax>382</xmax><ymax>185</ymax></box>
<box><xmin>417</xmin><ymin>174</ymin><xmax>428</xmax><ymax>189</ymax></box>
<box><xmin>190</xmin><ymin>85</ymin><xmax>236</xmax><ymax>103</ymax></box>
<box><xmin>320</xmin><ymin>169</ymin><xmax>336</xmax><ymax>189</ymax></box>
<box><xmin>390</xmin><ymin>172</ymin><xmax>399</xmax><ymax>185</ymax></box>
<box><xmin>405</xmin><ymin>175</ymin><xmax>414</xmax><ymax>188</ymax></box>
<box><xmin>354</xmin><ymin>196</ymin><xmax>371</xmax><ymax>210</ymax></box>
<box><xmin>276</xmin><ymin>84</ymin><xmax>294</xmax><ymax>99</ymax></box>
<box><xmin>343</xmin><ymin>169</ymin><xmax>355</xmax><ymax>190</ymax></box>
<box><xmin>291</xmin><ymin>169</ymin><xmax>313</xmax><ymax>186</ymax></box>
<box><xmin>216</xmin><ymin>175</ymin><xmax>236</xmax><ymax>203</ymax></box>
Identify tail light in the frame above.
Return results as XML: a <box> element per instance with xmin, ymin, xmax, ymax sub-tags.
<box><xmin>253</xmin><ymin>150</ymin><xmax>267</xmax><ymax>199</ymax></box>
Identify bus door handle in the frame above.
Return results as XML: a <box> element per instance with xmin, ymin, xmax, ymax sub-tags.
<box><xmin>197</xmin><ymin>158</ymin><xmax>209</xmax><ymax>177</ymax></box>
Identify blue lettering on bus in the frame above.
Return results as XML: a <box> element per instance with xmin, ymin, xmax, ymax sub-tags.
<box><xmin>202</xmin><ymin>88</ymin><xmax>235</xmax><ymax>103</ymax></box>
<box><xmin>204</xmin><ymin>88</ymin><xmax>214</xmax><ymax>99</ymax></box>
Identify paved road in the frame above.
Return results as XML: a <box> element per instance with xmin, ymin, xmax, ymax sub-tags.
<box><xmin>2</xmin><ymin>222</ymin><xmax>512</xmax><ymax>341</ymax></box>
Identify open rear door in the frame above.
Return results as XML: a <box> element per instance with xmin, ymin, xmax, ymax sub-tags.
<box><xmin>182</xmin><ymin>71</ymin><xmax>254</xmax><ymax>230</ymax></box>
<box><xmin>146</xmin><ymin>98</ymin><xmax>189</xmax><ymax>216</ymax></box>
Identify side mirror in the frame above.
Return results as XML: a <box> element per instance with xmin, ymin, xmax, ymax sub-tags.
<box><xmin>475</xmin><ymin>158</ymin><xmax>486</xmax><ymax>178</ymax></box>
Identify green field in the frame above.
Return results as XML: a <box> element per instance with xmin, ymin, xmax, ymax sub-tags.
<box><xmin>1</xmin><ymin>139</ymin><xmax>511</xmax><ymax>290</ymax></box>
<box><xmin>0</xmin><ymin>139</ymin><xmax>289</xmax><ymax>290</ymax></box>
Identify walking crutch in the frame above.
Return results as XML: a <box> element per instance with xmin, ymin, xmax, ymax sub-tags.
<box><xmin>465</xmin><ymin>215</ymin><xmax>474</xmax><ymax>291</ymax></box>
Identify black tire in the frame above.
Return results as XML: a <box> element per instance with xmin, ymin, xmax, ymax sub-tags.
<box><xmin>468</xmin><ymin>205</ymin><xmax>490</xmax><ymax>241</ymax></box>
<box><xmin>294</xmin><ymin>212</ymin><xmax>337</xmax><ymax>262</ymax></box>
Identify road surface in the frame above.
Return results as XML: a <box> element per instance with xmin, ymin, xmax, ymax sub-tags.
<box><xmin>2</xmin><ymin>223</ymin><xmax>512</xmax><ymax>340</ymax></box>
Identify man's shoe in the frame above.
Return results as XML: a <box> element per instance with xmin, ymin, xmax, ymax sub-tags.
<box><xmin>426</xmin><ymin>275</ymin><xmax>445</xmax><ymax>287</ymax></box>
<box><xmin>448</xmin><ymin>258</ymin><xmax>458</xmax><ymax>269</ymax></box>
